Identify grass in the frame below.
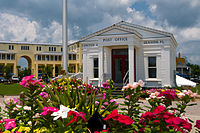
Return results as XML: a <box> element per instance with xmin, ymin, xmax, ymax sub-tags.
<box><xmin>0</xmin><ymin>83</ymin><xmax>26</xmax><ymax>96</ymax></box>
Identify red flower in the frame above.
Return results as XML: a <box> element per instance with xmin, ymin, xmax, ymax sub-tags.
<box><xmin>141</xmin><ymin>111</ymin><xmax>155</xmax><ymax>119</ymax></box>
<box><xmin>104</xmin><ymin>109</ymin><xmax>134</xmax><ymax>125</ymax></box>
<box><xmin>104</xmin><ymin>109</ymin><xmax>118</xmax><ymax>120</ymax></box>
<box><xmin>165</xmin><ymin>117</ymin><xmax>182</xmax><ymax>125</ymax></box>
<box><xmin>158</xmin><ymin>90</ymin><xmax>177</xmax><ymax>100</ymax></box>
<box><xmin>182</xmin><ymin>121</ymin><xmax>192</xmax><ymax>131</ymax></box>
<box><xmin>66</xmin><ymin>111</ymin><xmax>86</xmax><ymax>126</ymax></box>
<box><xmin>153</xmin><ymin>105</ymin><xmax>166</xmax><ymax>114</ymax></box>
<box><xmin>195</xmin><ymin>120</ymin><xmax>200</xmax><ymax>129</ymax></box>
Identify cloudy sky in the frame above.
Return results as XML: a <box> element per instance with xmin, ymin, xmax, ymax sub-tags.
<box><xmin>0</xmin><ymin>0</ymin><xmax>200</xmax><ymax>65</ymax></box>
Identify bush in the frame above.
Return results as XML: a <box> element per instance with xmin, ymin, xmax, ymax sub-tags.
<box><xmin>0</xmin><ymin>76</ymin><xmax>200</xmax><ymax>133</ymax></box>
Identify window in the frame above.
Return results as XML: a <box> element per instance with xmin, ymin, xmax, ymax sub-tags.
<box><xmin>9</xmin><ymin>45</ymin><xmax>14</xmax><ymax>50</ymax></box>
<box><xmin>61</xmin><ymin>48</ymin><xmax>63</xmax><ymax>52</ymax></box>
<box><xmin>46</xmin><ymin>55</ymin><xmax>49</xmax><ymax>61</ymax></box>
<box><xmin>21</xmin><ymin>46</ymin><xmax>29</xmax><ymax>50</ymax></box>
<box><xmin>36</xmin><ymin>46</ymin><xmax>41</xmax><ymax>51</ymax></box>
<box><xmin>93</xmin><ymin>58</ymin><xmax>98</xmax><ymax>78</ymax></box>
<box><xmin>73</xmin><ymin>54</ymin><xmax>76</xmax><ymax>60</ymax></box>
<box><xmin>38</xmin><ymin>55</ymin><xmax>41</xmax><ymax>61</ymax></box>
<box><xmin>148</xmin><ymin>57</ymin><xmax>156</xmax><ymax>78</ymax></box>
<box><xmin>69</xmin><ymin>54</ymin><xmax>72</xmax><ymax>60</ymax></box>
<box><xmin>59</xmin><ymin>56</ymin><xmax>62</xmax><ymax>61</ymax></box>
<box><xmin>2</xmin><ymin>54</ymin><xmax>5</xmax><ymax>59</ymax></box>
<box><xmin>49</xmin><ymin>47</ymin><xmax>56</xmax><ymax>51</ymax></box>
<box><xmin>11</xmin><ymin>54</ymin><xmax>15</xmax><ymax>60</ymax></box>
<box><xmin>7</xmin><ymin>54</ymin><xmax>10</xmax><ymax>60</ymax></box>
<box><xmin>55</xmin><ymin>56</ymin><xmax>58</xmax><ymax>61</ymax></box>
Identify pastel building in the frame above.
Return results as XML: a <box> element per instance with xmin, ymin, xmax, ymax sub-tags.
<box><xmin>80</xmin><ymin>21</ymin><xmax>178</xmax><ymax>87</ymax></box>
<box><xmin>0</xmin><ymin>41</ymin><xmax>82</xmax><ymax>79</ymax></box>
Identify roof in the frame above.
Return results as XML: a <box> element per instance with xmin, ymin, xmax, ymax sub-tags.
<box><xmin>80</xmin><ymin>21</ymin><xmax>178</xmax><ymax>47</ymax></box>
<box><xmin>0</xmin><ymin>41</ymin><xmax>62</xmax><ymax>46</ymax></box>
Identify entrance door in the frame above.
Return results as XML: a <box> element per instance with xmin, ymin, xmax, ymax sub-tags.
<box><xmin>112</xmin><ymin>49</ymin><xmax>128</xmax><ymax>83</ymax></box>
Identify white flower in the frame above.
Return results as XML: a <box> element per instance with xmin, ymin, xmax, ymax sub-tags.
<box><xmin>177</xmin><ymin>92</ymin><xmax>185</xmax><ymax>99</ymax></box>
<box><xmin>23</xmin><ymin>106</ymin><xmax>31</xmax><ymax>110</ymax></box>
<box><xmin>51</xmin><ymin>105</ymin><xmax>76</xmax><ymax>120</ymax></box>
<box><xmin>16</xmin><ymin>105</ymin><xmax>22</xmax><ymax>108</ymax></box>
<box><xmin>28</xmin><ymin>121</ymin><xmax>32</xmax><ymax>125</ymax></box>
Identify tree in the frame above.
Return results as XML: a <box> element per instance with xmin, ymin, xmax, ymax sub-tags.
<box><xmin>40</xmin><ymin>65</ymin><xmax>54</xmax><ymax>78</ymax></box>
<box><xmin>187</xmin><ymin>63</ymin><xmax>200</xmax><ymax>78</ymax></box>
<box><xmin>3</xmin><ymin>65</ymin><xmax>12</xmax><ymax>79</ymax></box>
<box><xmin>16</xmin><ymin>65</ymin><xmax>21</xmax><ymax>76</ymax></box>
<box><xmin>18</xmin><ymin>68</ymin><xmax>31</xmax><ymax>80</ymax></box>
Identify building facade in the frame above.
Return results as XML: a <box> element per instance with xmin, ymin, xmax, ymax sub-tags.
<box><xmin>0</xmin><ymin>41</ymin><xmax>82</xmax><ymax>79</ymax></box>
<box><xmin>81</xmin><ymin>21</ymin><xmax>178</xmax><ymax>87</ymax></box>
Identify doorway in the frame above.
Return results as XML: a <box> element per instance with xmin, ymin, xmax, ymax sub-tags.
<box><xmin>112</xmin><ymin>49</ymin><xmax>128</xmax><ymax>83</ymax></box>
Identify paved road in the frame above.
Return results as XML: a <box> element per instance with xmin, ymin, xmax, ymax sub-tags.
<box><xmin>0</xmin><ymin>96</ymin><xmax>200</xmax><ymax>132</ymax></box>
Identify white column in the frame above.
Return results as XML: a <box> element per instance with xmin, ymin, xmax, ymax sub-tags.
<box><xmin>98</xmin><ymin>46</ymin><xmax>104</xmax><ymax>85</ymax></box>
<box><xmin>104</xmin><ymin>47</ymin><xmax>111</xmax><ymax>79</ymax></box>
<box><xmin>82</xmin><ymin>50</ymin><xmax>87</xmax><ymax>83</ymax></box>
<box><xmin>129</xmin><ymin>45</ymin><xmax>135</xmax><ymax>84</ymax></box>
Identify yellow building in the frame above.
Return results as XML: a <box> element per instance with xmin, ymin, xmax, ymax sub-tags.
<box><xmin>0</xmin><ymin>41</ymin><xmax>82</xmax><ymax>79</ymax></box>
<box><xmin>68</xmin><ymin>41</ymin><xmax>82</xmax><ymax>73</ymax></box>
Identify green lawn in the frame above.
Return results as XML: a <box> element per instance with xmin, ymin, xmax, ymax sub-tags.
<box><xmin>0</xmin><ymin>83</ymin><xmax>26</xmax><ymax>96</ymax></box>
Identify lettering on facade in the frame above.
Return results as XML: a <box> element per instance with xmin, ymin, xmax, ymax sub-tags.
<box><xmin>144</xmin><ymin>40</ymin><xmax>164</xmax><ymax>44</ymax></box>
<box><xmin>102</xmin><ymin>37</ymin><xmax>128</xmax><ymax>42</ymax></box>
<box><xmin>83</xmin><ymin>44</ymin><xmax>98</xmax><ymax>48</ymax></box>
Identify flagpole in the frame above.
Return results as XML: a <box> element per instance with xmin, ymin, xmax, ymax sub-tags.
<box><xmin>62</xmin><ymin>0</ymin><xmax>68</xmax><ymax>76</ymax></box>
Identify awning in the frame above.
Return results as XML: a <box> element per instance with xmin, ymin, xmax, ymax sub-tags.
<box><xmin>176</xmin><ymin>75</ymin><xmax>197</xmax><ymax>87</ymax></box>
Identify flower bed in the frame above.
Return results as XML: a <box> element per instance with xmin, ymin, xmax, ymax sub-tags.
<box><xmin>0</xmin><ymin>75</ymin><xmax>200</xmax><ymax>133</ymax></box>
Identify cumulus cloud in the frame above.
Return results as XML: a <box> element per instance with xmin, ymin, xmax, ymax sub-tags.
<box><xmin>0</xmin><ymin>12</ymin><xmax>62</xmax><ymax>43</ymax></box>
<box><xmin>147</xmin><ymin>0</ymin><xmax>200</xmax><ymax>28</ymax></box>
<box><xmin>0</xmin><ymin>0</ymin><xmax>200</xmax><ymax>65</ymax></box>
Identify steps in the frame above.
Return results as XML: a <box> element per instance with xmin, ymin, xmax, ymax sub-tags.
<box><xmin>111</xmin><ymin>83</ymin><xmax>123</xmax><ymax>96</ymax></box>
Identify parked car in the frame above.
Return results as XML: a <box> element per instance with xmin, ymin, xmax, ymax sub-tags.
<box><xmin>0</xmin><ymin>77</ymin><xmax>8</xmax><ymax>83</ymax></box>
<box><xmin>11</xmin><ymin>76</ymin><xmax>20</xmax><ymax>83</ymax></box>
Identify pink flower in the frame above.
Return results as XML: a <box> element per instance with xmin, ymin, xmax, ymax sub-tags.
<box><xmin>40</xmin><ymin>107</ymin><xmax>59</xmax><ymax>115</ymax></box>
<box><xmin>3</xmin><ymin>119</ymin><xmax>16</xmax><ymax>130</ymax></box>
<box><xmin>20</xmin><ymin>75</ymin><xmax>44</xmax><ymax>88</ymax></box>
<box><xmin>102</xmin><ymin>93</ymin><xmax>106</xmax><ymax>100</ymax></box>
<box><xmin>109</xmin><ymin>99</ymin><xmax>115</xmax><ymax>103</ymax></box>
<box><xmin>150</xmin><ymin>91</ymin><xmax>160</xmax><ymax>99</ymax></box>
<box><xmin>101</xmin><ymin>105</ymin><xmax>106</xmax><ymax>109</ymax></box>
<box><xmin>125</xmin><ymin>95</ymin><xmax>130</xmax><ymax>99</ymax></box>
<box><xmin>103</xmin><ymin>102</ymin><xmax>109</xmax><ymax>106</ymax></box>
<box><xmin>40</xmin><ymin>92</ymin><xmax>50</xmax><ymax>98</ymax></box>
<box><xmin>95</xmin><ymin>101</ymin><xmax>99</xmax><ymax>105</ymax></box>
<box><xmin>102</xmin><ymin>82</ymin><xmax>109</xmax><ymax>89</ymax></box>
<box><xmin>138</xmin><ymin>80</ymin><xmax>145</xmax><ymax>87</ymax></box>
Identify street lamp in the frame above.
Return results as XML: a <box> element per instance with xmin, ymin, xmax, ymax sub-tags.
<box><xmin>62</xmin><ymin>0</ymin><xmax>68</xmax><ymax>76</ymax></box>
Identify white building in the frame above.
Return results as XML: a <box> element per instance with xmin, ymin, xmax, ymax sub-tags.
<box><xmin>81</xmin><ymin>21</ymin><xmax>177</xmax><ymax>87</ymax></box>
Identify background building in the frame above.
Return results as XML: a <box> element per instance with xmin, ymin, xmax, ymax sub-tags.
<box><xmin>176</xmin><ymin>52</ymin><xmax>191</xmax><ymax>79</ymax></box>
<box><xmin>0</xmin><ymin>41</ymin><xmax>82</xmax><ymax>79</ymax></box>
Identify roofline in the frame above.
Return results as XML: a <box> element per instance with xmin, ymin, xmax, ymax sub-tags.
<box><xmin>0</xmin><ymin>41</ymin><xmax>62</xmax><ymax>46</ymax></box>
<box><xmin>80</xmin><ymin>22</ymin><xmax>144</xmax><ymax>41</ymax></box>
<box><xmin>117</xmin><ymin>21</ymin><xmax>172</xmax><ymax>36</ymax></box>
